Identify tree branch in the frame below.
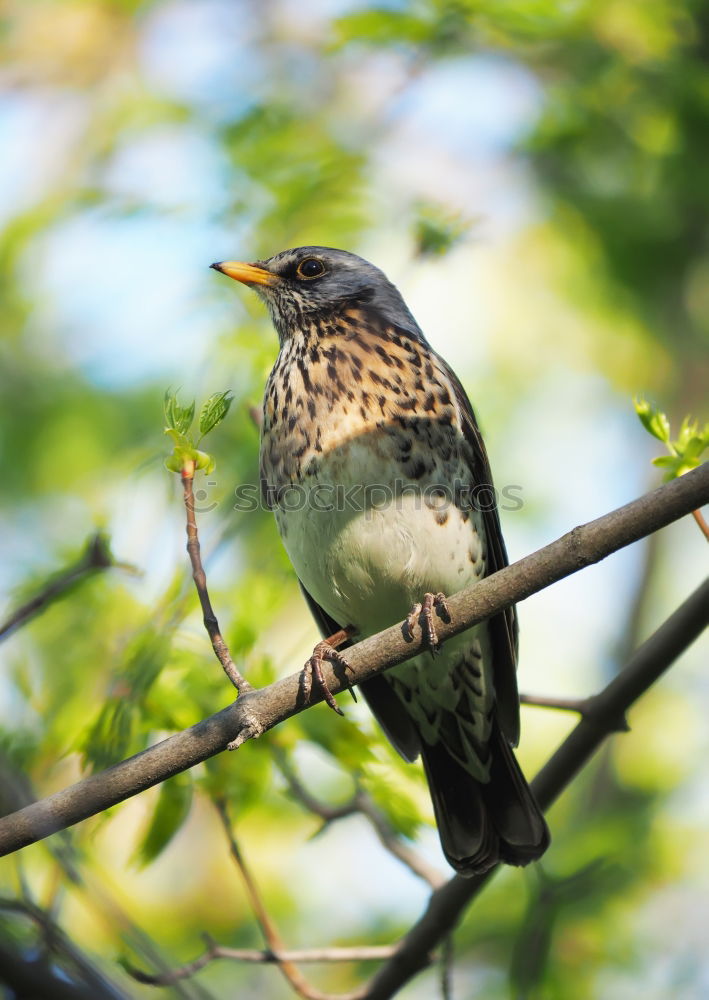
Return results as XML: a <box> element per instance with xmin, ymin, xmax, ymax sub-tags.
<box><xmin>361</xmin><ymin>576</ymin><xmax>709</xmax><ymax>999</ymax></box>
<box><xmin>0</xmin><ymin>464</ymin><xmax>706</xmax><ymax>857</ymax></box>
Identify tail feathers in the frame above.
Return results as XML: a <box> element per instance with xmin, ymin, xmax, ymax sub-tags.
<box><xmin>486</xmin><ymin>725</ymin><xmax>550</xmax><ymax>866</ymax></box>
<box><xmin>421</xmin><ymin>724</ymin><xmax>550</xmax><ymax>876</ymax></box>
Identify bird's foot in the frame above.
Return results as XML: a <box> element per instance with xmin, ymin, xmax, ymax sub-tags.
<box><xmin>405</xmin><ymin>592</ymin><xmax>451</xmax><ymax>653</ymax></box>
<box><xmin>304</xmin><ymin>628</ymin><xmax>356</xmax><ymax>716</ymax></box>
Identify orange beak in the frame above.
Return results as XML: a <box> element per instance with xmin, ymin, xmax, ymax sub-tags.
<box><xmin>210</xmin><ymin>260</ymin><xmax>279</xmax><ymax>287</ymax></box>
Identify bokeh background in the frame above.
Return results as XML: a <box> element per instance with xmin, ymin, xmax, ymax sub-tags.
<box><xmin>0</xmin><ymin>1</ymin><xmax>707</xmax><ymax>997</ymax></box>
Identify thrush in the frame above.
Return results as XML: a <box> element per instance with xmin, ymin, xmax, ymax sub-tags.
<box><xmin>212</xmin><ymin>247</ymin><xmax>550</xmax><ymax>875</ymax></box>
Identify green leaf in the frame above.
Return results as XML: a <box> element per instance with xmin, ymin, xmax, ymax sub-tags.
<box><xmin>673</xmin><ymin>418</ymin><xmax>709</xmax><ymax>470</ymax></box>
<box><xmin>164</xmin><ymin>453</ymin><xmax>184</xmax><ymax>473</ymax></box>
<box><xmin>163</xmin><ymin>389</ymin><xmax>195</xmax><ymax>435</ymax></box>
<box><xmin>652</xmin><ymin>454</ymin><xmax>688</xmax><ymax>481</ymax></box>
<box><xmin>135</xmin><ymin>773</ymin><xmax>193</xmax><ymax>866</ymax></box>
<box><xmin>681</xmin><ymin>435</ymin><xmax>708</xmax><ymax>465</ymax></box>
<box><xmin>676</xmin><ymin>415</ymin><xmax>699</xmax><ymax>451</ymax></box>
<box><xmin>163</xmin><ymin>427</ymin><xmax>192</xmax><ymax>450</ymax></box>
<box><xmin>198</xmin><ymin>390</ymin><xmax>234</xmax><ymax>437</ymax></box>
<box><xmin>634</xmin><ymin>397</ymin><xmax>671</xmax><ymax>443</ymax></box>
<box><xmin>194</xmin><ymin>449</ymin><xmax>215</xmax><ymax>474</ymax></box>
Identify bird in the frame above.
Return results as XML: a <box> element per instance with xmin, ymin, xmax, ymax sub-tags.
<box><xmin>212</xmin><ymin>246</ymin><xmax>550</xmax><ymax>875</ymax></box>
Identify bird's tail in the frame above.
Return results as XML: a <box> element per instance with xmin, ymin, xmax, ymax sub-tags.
<box><xmin>420</xmin><ymin>723</ymin><xmax>550</xmax><ymax>876</ymax></box>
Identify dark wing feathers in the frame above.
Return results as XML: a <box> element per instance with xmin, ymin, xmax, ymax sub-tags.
<box><xmin>441</xmin><ymin>359</ymin><xmax>521</xmax><ymax>747</ymax></box>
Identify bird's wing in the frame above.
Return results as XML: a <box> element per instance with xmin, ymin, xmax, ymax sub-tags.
<box><xmin>439</xmin><ymin>357</ymin><xmax>521</xmax><ymax>748</ymax></box>
<box><xmin>299</xmin><ymin>581</ymin><xmax>421</xmax><ymax>762</ymax></box>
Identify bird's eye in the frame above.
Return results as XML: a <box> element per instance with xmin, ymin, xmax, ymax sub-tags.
<box><xmin>296</xmin><ymin>258</ymin><xmax>326</xmax><ymax>279</ymax></box>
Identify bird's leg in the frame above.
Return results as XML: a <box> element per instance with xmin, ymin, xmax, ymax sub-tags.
<box><xmin>305</xmin><ymin>625</ymin><xmax>357</xmax><ymax>716</ymax></box>
<box><xmin>405</xmin><ymin>592</ymin><xmax>451</xmax><ymax>653</ymax></box>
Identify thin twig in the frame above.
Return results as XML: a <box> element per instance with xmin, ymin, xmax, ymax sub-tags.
<box><xmin>0</xmin><ymin>533</ymin><xmax>118</xmax><ymax>642</ymax></box>
<box><xmin>519</xmin><ymin>694</ymin><xmax>590</xmax><ymax>714</ymax></box>
<box><xmin>181</xmin><ymin>468</ymin><xmax>252</xmax><ymax>694</ymax></box>
<box><xmin>213</xmin><ymin>799</ymin><xmax>363</xmax><ymax>1000</ymax></box>
<box><xmin>127</xmin><ymin>940</ymin><xmax>396</xmax><ymax>985</ymax></box>
<box><xmin>692</xmin><ymin>507</ymin><xmax>709</xmax><ymax>541</ymax></box>
<box><xmin>0</xmin><ymin>465</ymin><xmax>706</xmax><ymax>855</ymax></box>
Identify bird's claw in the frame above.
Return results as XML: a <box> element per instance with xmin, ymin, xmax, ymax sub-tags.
<box><xmin>405</xmin><ymin>592</ymin><xmax>451</xmax><ymax>652</ymax></box>
<box><xmin>305</xmin><ymin>640</ymin><xmax>354</xmax><ymax>715</ymax></box>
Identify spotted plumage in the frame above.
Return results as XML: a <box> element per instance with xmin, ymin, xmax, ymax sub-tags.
<box><xmin>213</xmin><ymin>247</ymin><xmax>549</xmax><ymax>874</ymax></box>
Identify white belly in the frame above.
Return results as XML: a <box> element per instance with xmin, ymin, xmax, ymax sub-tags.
<box><xmin>275</xmin><ymin>458</ymin><xmax>486</xmax><ymax>637</ymax></box>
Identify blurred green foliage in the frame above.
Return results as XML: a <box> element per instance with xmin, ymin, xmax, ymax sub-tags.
<box><xmin>413</xmin><ymin>200</ymin><xmax>472</xmax><ymax>257</ymax></box>
<box><xmin>0</xmin><ymin>0</ymin><xmax>706</xmax><ymax>998</ymax></box>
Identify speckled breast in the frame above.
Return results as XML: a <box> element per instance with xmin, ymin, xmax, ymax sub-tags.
<box><xmin>259</xmin><ymin>310</ymin><xmax>488</xmax><ymax>635</ymax></box>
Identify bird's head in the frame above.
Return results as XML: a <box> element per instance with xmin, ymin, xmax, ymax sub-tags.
<box><xmin>211</xmin><ymin>246</ymin><xmax>423</xmax><ymax>345</ymax></box>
